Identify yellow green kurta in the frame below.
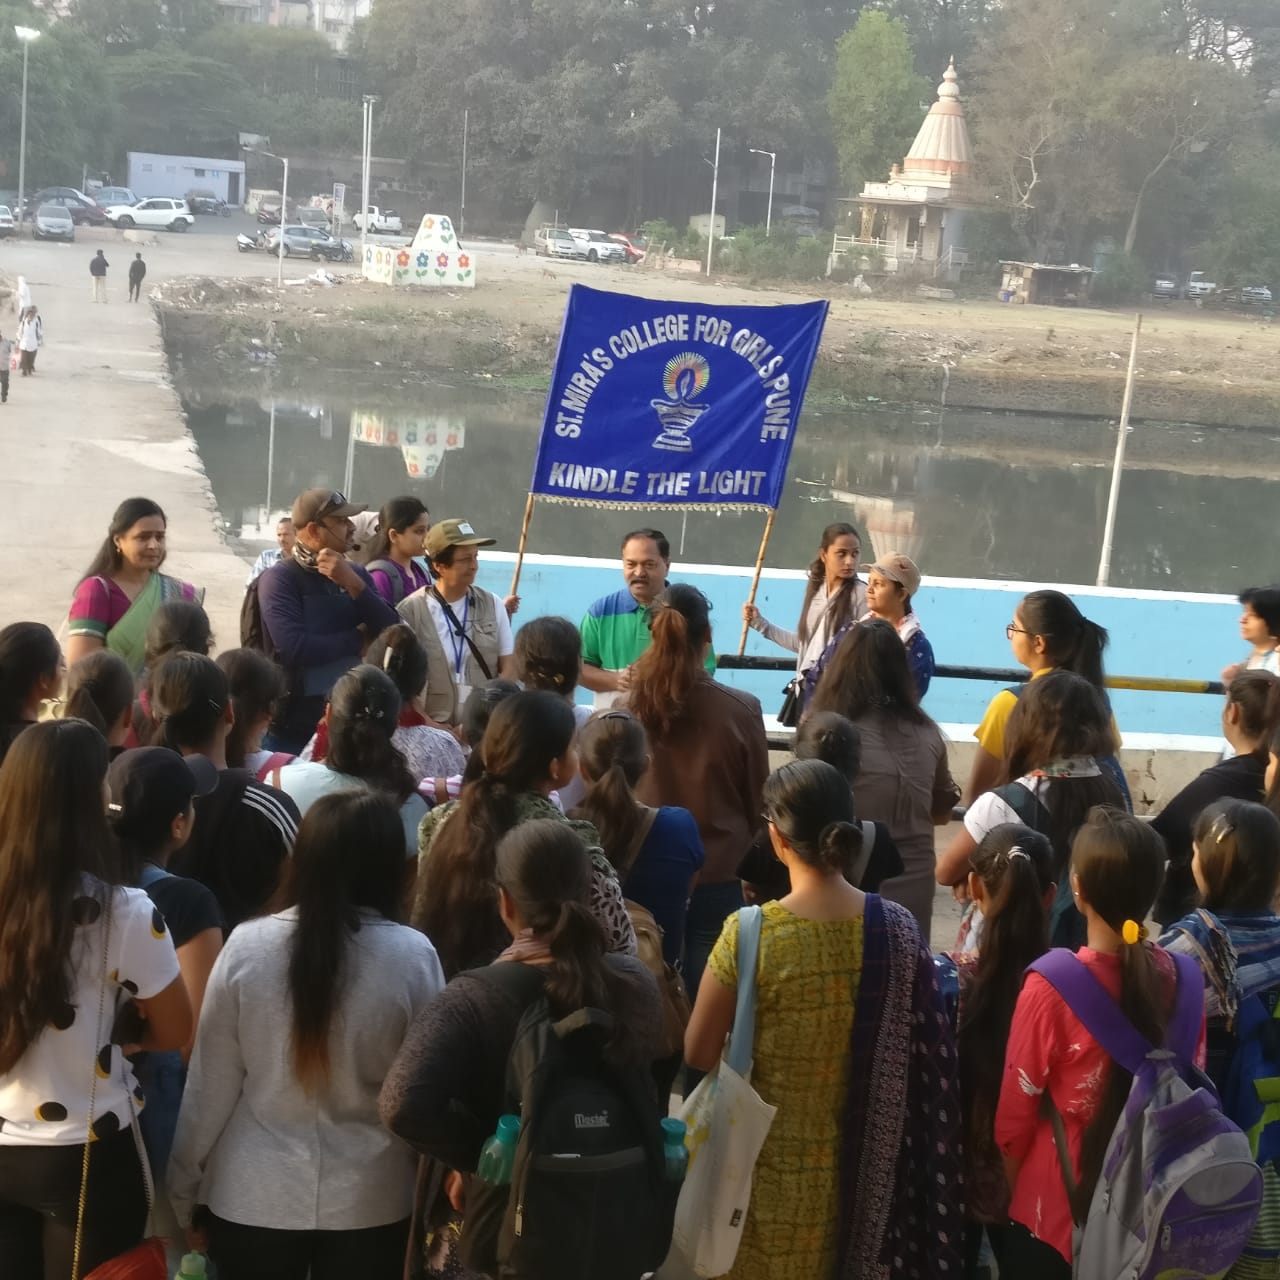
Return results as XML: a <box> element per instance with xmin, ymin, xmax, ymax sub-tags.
<box><xmin>707</xmin><ymin>900</ymin><xmax>863</xmax><ymax>1280</ymax></box>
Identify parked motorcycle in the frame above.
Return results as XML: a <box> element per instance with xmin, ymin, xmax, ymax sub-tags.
<box><xmin>310</xmin><ymin>238</ymin><xmax>354</xmax><ymax>263</ymax></box>
<box><xmin>236</xmin><ymin>230</ymin><xmax>268</xmax><ymax>253</ymax></box>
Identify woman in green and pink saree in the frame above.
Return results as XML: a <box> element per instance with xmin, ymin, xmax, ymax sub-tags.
<box><xmin>66</xmin><ymin>497</ymin><xmax>204</xmax><ymax>677</ymax></box>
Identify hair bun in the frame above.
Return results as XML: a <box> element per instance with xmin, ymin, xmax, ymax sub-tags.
<box><xmin>817</xmin><ymin>820</ymin><xmax>860</xmax><ymax>872</ymax></box>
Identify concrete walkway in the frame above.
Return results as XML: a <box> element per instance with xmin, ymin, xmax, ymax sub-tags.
<box><xmin>0</xmin><ymin>234</ymin><xmax>258</xmax><ymax>643</ymax></box>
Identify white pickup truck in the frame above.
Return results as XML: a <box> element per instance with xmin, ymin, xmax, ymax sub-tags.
<box><xmin>352</xmin><ymin>206</ymin><xmax>403</xmax><ymax>234</ymax></box>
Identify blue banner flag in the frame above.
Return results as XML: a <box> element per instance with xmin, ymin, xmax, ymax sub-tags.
<box><xmin>529</xmin><ymin>285</ymin><xmax>828</xmax><ymax>510</ymax></box>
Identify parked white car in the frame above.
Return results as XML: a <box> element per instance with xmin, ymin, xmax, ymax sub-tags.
<box><xmin>103</xmin><ymin>198</ymin><xmax>194</xmax><ymax>232</ymax></box>
<box><xmin>351</xmin><ymin>206</ymin><xmax>403</xmax><ymax>233</ymax></box>
<box><xmin>569</xmin><ymin>228</ymin><xmax>626</xmax><ymax>263</ymax></box>
<box><xmin>1185</xmin><ymin>270</ymin><xmax>1216</xmax><ymax>300</ymax></box>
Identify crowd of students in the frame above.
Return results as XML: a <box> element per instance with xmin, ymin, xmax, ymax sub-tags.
<box><xmin>0</xmin><ymin>494</ymin><xmax>1279</xmax><ymax>1280</ymax></box>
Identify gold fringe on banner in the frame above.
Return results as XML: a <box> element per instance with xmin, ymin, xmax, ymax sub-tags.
<box><xmin>530</xmin><ymin>495</ymin><xmax>772</xmax><ymax>514</ymax></box>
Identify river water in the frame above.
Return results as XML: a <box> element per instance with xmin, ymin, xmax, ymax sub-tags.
<box><xmin>176</xmin><ymin>366</ymin><xmax>1280</xmax><ymax>594</ymax></box>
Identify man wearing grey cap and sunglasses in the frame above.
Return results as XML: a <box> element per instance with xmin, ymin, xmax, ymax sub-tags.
<box><xmin>257</xmin><ymin>488</ymin><xmax>400</xmax><ymax>753</ymax></box>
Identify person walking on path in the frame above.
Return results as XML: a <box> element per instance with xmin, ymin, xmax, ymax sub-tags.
<box><xmin>90</xmin><ymin>249</ymin><xmax>109</xmax><ymax>303</ymax></box>
<box><xmin>128</xmin><ymin>252</ymin><xmax>146</xmax><ymax>302</ymax></box>
<box><xmin>0</xmin><ymin>329</ymin><xmax>10</xmax><ymax>403</ymax></box>
<box><xmin>16</xmin><ymin>307</ymin><xmax>41</xmax><ymax>375</ymax></box>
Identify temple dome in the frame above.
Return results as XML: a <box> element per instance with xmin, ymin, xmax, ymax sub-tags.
<box><xmin>903</xmin><ymin>58</ymin><xmax>972</xmax><ymax>178</ymax></box>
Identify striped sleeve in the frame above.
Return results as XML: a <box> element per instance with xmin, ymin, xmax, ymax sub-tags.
<box><xmin>67</xmin><ymin>576</ymin><xmax>113</xmax><ymax>640</ymax></box>
<box><xmin>242</xmin><ymin>780</ymin><xmax>300</xmax><ymax>851</ymax></box>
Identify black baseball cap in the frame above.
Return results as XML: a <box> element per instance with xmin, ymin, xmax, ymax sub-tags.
<box><xmin>107</xmin><ymin>748</ymin><xmax>219</xmax><ymax>842</ymax></box>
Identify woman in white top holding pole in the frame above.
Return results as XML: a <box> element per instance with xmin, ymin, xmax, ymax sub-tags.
<box><xmin>741</xmin><ymin>522</ymin><xmax>869</xmax><ymax>722</ymax></box>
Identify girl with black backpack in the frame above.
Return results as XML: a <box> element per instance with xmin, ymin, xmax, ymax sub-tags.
<box><xmin>381</xmin><ymin>819</ymin><xmax>663</xmax><ymax>1280</ymax></box>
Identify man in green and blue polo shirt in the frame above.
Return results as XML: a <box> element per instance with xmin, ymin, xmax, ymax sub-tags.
<box><xmin>579</xmin><ymin>527</ymin><xmax>717</xmax><ymax>707</ymax></box>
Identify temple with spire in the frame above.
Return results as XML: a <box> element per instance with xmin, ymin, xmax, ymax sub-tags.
<box><xmin>831</xmin><ymin>58</ymin><xmax>977</xmax><ymax>280</ymax></box>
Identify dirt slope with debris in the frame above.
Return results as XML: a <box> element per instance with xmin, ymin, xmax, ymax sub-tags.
<box><xmin>155</xmin><ymin>258</ymin><xmax>1280</xmax><ymax>427</ymax></box>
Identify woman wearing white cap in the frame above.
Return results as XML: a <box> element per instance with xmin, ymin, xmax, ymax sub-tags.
<box><xmin>864</xmin><ymin>553</ymin><xmax>934</xmax><ymax>698</ymax></box>
<box><xmin>804</xmin><ymin>552</ymin><xmax>935</xmax><ymax>702</ymax></box>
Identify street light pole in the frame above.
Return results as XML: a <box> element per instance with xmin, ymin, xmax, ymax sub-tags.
<box><xmin>460</xmin><ymin>107</ymin><xmax>468</xmax><ymax>238</ymax></box>
<box><xmin>14</xmin><ymin>26</ymin><xmax>40</xmax><ymax>234</ymax></box>
<box><xmin>361</xmin><ymin>94</ymin><xmax>376</xmax><ymax>265</ymax></box>
<box><xmin>277</xmin><ymin>155</ymin><xmax>289</xmax><ymax>289</ymax></box>
<box><xmin>705</xmin><ymin>126</ymin><xmax>720</xmax><ymax>277</ymax></box>
<box><xmin>750</xmin><ymin>147</ymin><xmax>776</xmax><ymax>236</ymax></box>
<box><xmin>250</xmin><ymin>147</ymin><xmax>290</xmax><ymax>288</ymax></box>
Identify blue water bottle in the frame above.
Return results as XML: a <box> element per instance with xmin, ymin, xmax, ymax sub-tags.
<box><xmin>478</xmin><ymin>1114</ymin><xmax>521</xmax><ymax>1186</ymax></box>
<box><xmin>661</xmin><ymin>1117</ymin><xmax>689</xmax><ymax>1183</ymax></box>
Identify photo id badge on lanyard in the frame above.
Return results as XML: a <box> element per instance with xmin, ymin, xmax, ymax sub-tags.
<box><xmin>449</xmin><ymin>593</ymin><xmax>471</xmax><ymax>707</ymax></box>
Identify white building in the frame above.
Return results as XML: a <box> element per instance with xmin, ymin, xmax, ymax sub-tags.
<box><xmin>215</xmin><ymin>0</ymin><xmax>369</xmax><ymax>48</ymax></box>
<box><xmin>127</xmin><ymin>152</ymin><xmax>247</xmax><ymax>205</ymax></box>
<box><xmin>831</xmin><ymin>58</ymin><xmax>977</xmax><ymax>279</ymax></box>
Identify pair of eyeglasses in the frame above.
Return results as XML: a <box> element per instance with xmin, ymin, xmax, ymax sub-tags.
<box><xmin>1006</xmin><ymin>623</ymin><xmax>1029</xmax><ymax>639</ymax></box>
<box><xmin>760</xmin><ymin>810</ymin><xmax>775</xmax><ymax>827</ymax></box>
<box><xmin>596</xmin><ymin>709</ymin><xmax>634</xmax><ymax>722</ymax></box>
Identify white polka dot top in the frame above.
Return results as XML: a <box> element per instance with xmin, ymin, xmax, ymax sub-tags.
<box><xmin>0</xmin><ymin>879</ymin><xmax>181</xmax><ymax>1146</ymax></box>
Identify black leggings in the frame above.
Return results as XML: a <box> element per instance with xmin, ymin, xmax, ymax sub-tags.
<box><xmin>209</xmin><ymin>1214</ymin><xmax>410</xmax><ymax>1280</ymax></box>
<box><xmin>0</xmin><ymin>1127</ymin><xmax>146</xmax><ymax>1280</ymax></box>
<box><xmin>962</xmin><ymin>1221</ymin><xmax>1012</xmax><ymax>1278</ymax></box>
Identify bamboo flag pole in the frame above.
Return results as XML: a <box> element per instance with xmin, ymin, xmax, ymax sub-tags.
<box><xmin>738</xmin><ymin>507</ymin><xmax>778</xmax><ymax>656</ymax></box>
<box><xmin>1095</xmin><ymin>313</ymin><xmax>1143</xmax><ymax>588</ymax></box>
<box><xmin>509</xmin><ymin>492</ymin><xmax>536</xmax><ymax>598</ymax></box>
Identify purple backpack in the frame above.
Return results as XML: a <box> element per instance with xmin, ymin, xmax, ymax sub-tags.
<box><xmin>1030</xmin><ymin>949</ymin><xmax>1262</xmax><ymax>1279</ymax></box>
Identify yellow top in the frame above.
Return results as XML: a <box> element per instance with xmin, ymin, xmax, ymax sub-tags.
<box><xmin>708</xmin><ymin>900</ymin><xmax>864</xmax><ymax>1280</ymax></box>
<box><xmin>973</xmin><ymin>665</ymin><xmax>1054</xmax><ymax>759</ymax></box>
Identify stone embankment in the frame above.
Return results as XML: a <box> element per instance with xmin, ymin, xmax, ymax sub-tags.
<box><xmin>155</xmin><ymin>262</ymin><xmax>1280</xmax><ymax>428</ymax></box>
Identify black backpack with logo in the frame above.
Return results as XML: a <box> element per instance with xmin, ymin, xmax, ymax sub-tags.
<box><xmin>475</xmin><ymin>962</ymin><xmax>676</xmax><ymax>1280</ymax></box>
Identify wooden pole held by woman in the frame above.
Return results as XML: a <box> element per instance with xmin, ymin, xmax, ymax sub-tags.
<box><xmin>738</xmin><ymin>507</ymin><xmax>778</xmax><ymax>656</ymax></box>
<box><xmin>509</xmin><ymin>492</ymin><xmax>536</xmax><ymax>597</ymax></box>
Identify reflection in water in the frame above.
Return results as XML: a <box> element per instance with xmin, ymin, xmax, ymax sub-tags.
<box><xmin>178</xmin><ymin>374</ymin><xmax>1280</xmax><ymax>594</ymax></box>
<box><xmin>351</xmin><ymin>411</ymin><xmax>466</xmax><ymax>482</ymax></box>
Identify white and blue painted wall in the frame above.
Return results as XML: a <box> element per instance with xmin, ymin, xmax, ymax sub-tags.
<box><xmin>478</xmin><ymin>551</ymin><xmax>1237</xmax><ymax>751</ymax></box>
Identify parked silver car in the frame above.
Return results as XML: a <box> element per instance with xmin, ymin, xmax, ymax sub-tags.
<box><xmin>265</xmin><ymin>224</ymin><xmax>344</xmax><ymax>257</ymax></box>
<box><xmin>33</xmin><ymin>202</ymin><xmax>75</xmax><ymax>241</ymax></box>
<box><xmin>538</xmin><ymin>227</ymin><xmax>586</xmax><ymax>260</ymax></box>
<box><xmin>0</xmin><ymin>206</ymin><xmax>14</xmax><ymax>237</ymax></box>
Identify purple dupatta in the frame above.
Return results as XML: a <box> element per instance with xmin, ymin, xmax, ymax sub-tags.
<box><xmin>836</xmin><ymin>894</ymin><xmax>964</xmax><ymax>1279</ymax></box>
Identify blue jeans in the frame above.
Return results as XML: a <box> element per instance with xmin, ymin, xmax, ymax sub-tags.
<box><xmin>132</xmin><ymin>1051</ymin><xmax>185</xmax><ymax>1180</ymax></box>
<box><xmin>683</xmin><ymin>880</ymin><xmax>744</xmax><ymax>1005</ymax></box>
